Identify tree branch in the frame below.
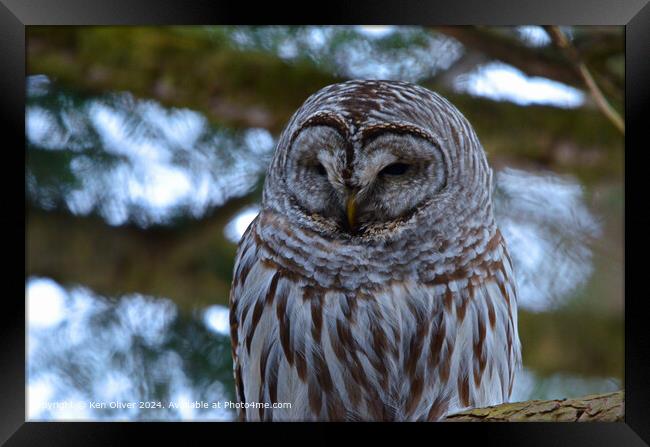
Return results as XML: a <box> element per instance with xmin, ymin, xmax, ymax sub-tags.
<box><xmin>433</xmin><ymin>27</ymin><xmax>584</xmax><ymax>88</ymax></box>
<box><xmin>543</xmin><ymin>26</ymin><xmax>624</xmax><ymax>135</ymax></box>
<box><xmin>445</xmin><ymin>391</ymin><xmax>623</xmax><ymax>422</ymax></box>
<box><xmin>26</xmin><ymin>27</ymin><xmax>342</xmax><ymax>134</ymax></box>
<box><xmin>432</xmin><ymin>27</ymin><xmax>623</xmax><ymax>103</ymax></box>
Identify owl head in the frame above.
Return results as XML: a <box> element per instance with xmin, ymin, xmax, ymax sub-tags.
<box><xmin>262</xmin><ymin>80</ymin><xmax>494</xmax><ymax>241</ymax></box>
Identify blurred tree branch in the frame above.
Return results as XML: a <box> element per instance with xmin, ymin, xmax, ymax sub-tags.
<box><xmin>544</xmin><ymin>26</ymin><xmax>625</xmax><ymax>135</ymax></box>
<box><xmin>27</xmin><ymin>26</ymin><xmax>342</xmax><ymax>134</ymax></box>
<box><xmin>432</xmin><ymin>26</ymin><xmax>623</xmax><ymax>103</ymax></box>
<box><xmin>445</xmin><ymin>391</ymin><xmax>623</xmax><ymax>422</ymax></box>
<box><xmin>433</xmin><ymin>27</ymin><xmax>584</xmax><ymax>87</ymax></box>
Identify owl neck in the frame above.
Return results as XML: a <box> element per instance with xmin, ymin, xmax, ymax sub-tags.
<box><xmin>253</xmin><ymin>203</ymin><xmax>498</xmax><ymax>293</ymax></box>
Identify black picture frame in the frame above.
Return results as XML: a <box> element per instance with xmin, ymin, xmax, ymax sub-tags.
<box><xmin>3</xmin><ymin>0</ymin><xmax>649</xmax><ymax>444</ymax></box>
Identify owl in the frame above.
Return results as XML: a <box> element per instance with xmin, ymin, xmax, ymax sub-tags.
<box><xmin>229</xmin><ymin>80</ymin><xmax>521</xmax><ymax>421</ymax></box>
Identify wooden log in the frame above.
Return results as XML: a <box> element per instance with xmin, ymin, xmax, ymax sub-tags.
<box><xmin>445</xmin><ymin>391</ymin><xmax>624</xmax><ymax>422</ymax></box>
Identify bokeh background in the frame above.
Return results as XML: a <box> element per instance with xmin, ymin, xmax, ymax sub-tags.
<box><xmin>25</xmin><ymin>25</ymin><xmax>624</xmax><ymax>421</ymax></box>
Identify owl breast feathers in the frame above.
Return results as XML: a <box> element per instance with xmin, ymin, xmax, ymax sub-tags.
<box><xmin>229</xmin><ymin>80</ymin><xmax>521</xmax><ymax>421</ymax></box>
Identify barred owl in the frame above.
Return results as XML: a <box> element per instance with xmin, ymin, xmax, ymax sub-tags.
<box><xmin>229</xmin><ymin>80</ymin><xmax>521</xmax><ymax>421</ymax></box>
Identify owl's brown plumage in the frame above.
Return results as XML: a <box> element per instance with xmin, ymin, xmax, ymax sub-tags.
<box><xmin>229</xmin><ymin>80</ymin><xmax>521</xmax><ymax>421</ymax></box>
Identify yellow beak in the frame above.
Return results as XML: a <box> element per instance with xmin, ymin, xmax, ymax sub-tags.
<box><xmin>346</xmin><ymin>193</ymin><xmax>357</xmax><ymax>230</ymax></box>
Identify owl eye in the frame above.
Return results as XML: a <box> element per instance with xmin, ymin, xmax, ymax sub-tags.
<box><xmin>379</xmin><ymin>162</ymin><xmax>410</xmax><ymax>176</ymax></box>
<box><xmin>315</xmin><ymin>163</ymin><xmax>327</xmax><ymax>176</ymax></box>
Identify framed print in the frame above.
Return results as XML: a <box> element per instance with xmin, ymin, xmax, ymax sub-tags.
<box><xmin>2</xmin><ymin>0</ymin><xmax>649</xmax><ymax>444</ymax></box>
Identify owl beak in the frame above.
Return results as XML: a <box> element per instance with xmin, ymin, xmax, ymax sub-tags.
<box><xmin>346</xmin><ymin>193</ymin><xmax>357</xmax><ymax>231</ymax></box>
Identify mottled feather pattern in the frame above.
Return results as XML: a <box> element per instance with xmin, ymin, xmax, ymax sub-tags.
<box><xmin>231</xmin><ymin>212</ymin><xmax>519</xmax><ymax>421</ymax></box>
<box><xmin>229</xmin><ymin>80</ymin><xmax>521</xmax><ymax>421</ymax></box>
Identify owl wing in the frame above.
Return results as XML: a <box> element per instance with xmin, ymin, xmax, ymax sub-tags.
<box><xmin>470</xmin><ymin>232</ymin><xmax>521</xmax><ymax>408</ymax></box>
<box><xmin>417</xmin><ymin>230</ymin><xmax>521</xmax><ymax>415</ymax></box>
<box><xmin>229</xmin><ymin>216</ymin><xmax>311</xmax><ymax>421</ymax></box>
<box><xmin>446</xmin><ymin>251</ymin><xmax>521</xmax><ymax>412</ymax></box>
<box><xmin>229</xmin><ymin>217</ymin><xmax>263</xmax><ymax>420</ymax></box>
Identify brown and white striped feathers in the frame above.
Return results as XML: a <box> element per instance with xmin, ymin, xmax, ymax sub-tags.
<box><xmin>229</xmin><ymin>80</ymin><xmax>521</xmax><ymax>421</ymax></box>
